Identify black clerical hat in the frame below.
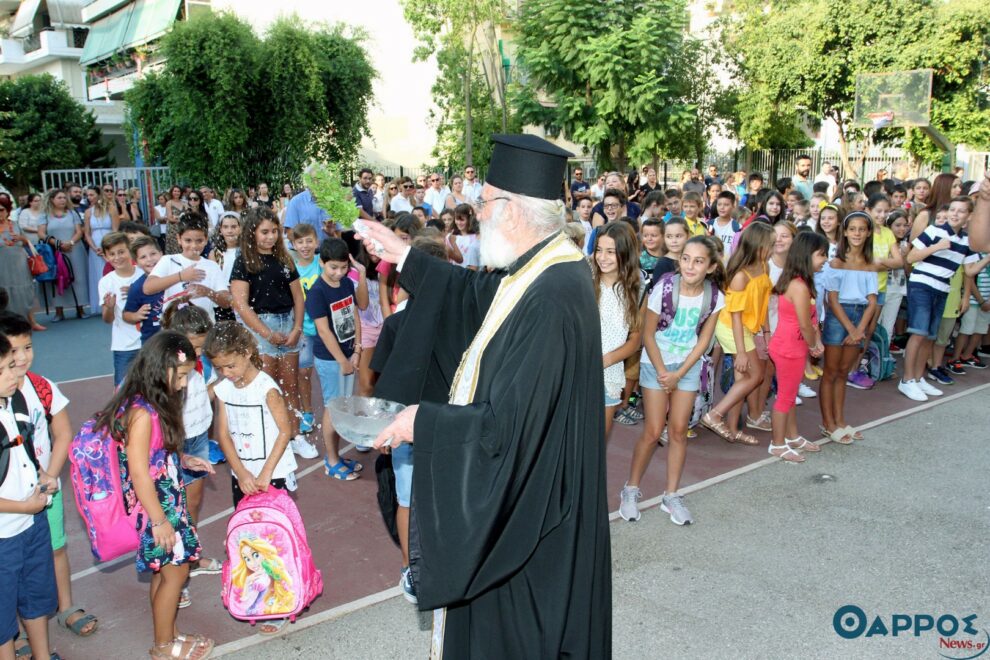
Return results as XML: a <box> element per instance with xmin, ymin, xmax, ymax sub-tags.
<box><xmin>486</xmin><ymin>134</ymin><xmax>574</xmax><ymax>200</ymax></box>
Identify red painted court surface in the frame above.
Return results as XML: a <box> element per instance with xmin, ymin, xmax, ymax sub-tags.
<box><xmin>49</xmin><ymin>368</ymin><xmax>990</xmax><ymax>658</ymax></box>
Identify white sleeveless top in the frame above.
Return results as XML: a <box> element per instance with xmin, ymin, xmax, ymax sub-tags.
<box><xmin>213</xmin><ymin>371</ymin><xmax>297</xmax><ymax>479</ymax></box>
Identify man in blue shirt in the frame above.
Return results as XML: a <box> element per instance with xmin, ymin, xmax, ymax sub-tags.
<box><xmin>352</xmin><ymin>168</ymin><xmax>375</xmax><ymax>221</ymax></box>
<box><xmin>569</xmin><ymin>167</ymin><xmax>591</xmax><ymax>209</ymax></box>
<box><xmin>284</xmin><ymin>186</ymin><xmax>331</xmax><ymax>241</ymax></box>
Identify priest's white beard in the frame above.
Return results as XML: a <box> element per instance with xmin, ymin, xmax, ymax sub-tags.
<box><xmin>480</xmin><ymin>219</ymin><xmax>517</xmax><ymax>269</ymax></box>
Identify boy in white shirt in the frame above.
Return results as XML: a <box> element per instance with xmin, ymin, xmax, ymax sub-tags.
<box><xmin>144</xmin><ymin>215</ymin><xmax>232</xmax><ymax>321</ymax></box>
<box><xmin>0</xmin><ymin>312</ymin><xmax>98</xmax><ymax>648</ymax></box>
<box><xmin>0</xmin><ymin>333</ymin><xmax>59</xmax><ymax>660</ymax></box>
<box><xmin>98</xmin><ymin>232</ymin><xmax>143</xmax><ymax>386</ymax></box>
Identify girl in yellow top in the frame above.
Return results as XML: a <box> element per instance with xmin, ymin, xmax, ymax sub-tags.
<box><xmin>702</xmin><ymin>222</ymin><xmax>775</xmax><ymax>445</ymax></box>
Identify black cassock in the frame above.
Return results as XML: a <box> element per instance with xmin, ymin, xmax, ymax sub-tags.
<box><xmin>373</xmin><ymin>234</ymin><xmax>612</xmax><ymax>659</ymax></box>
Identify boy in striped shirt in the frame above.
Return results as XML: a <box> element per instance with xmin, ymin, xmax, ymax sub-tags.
<box><xmin>900</xmin><ymin>196</ymin><xmax>984</xmax><ymax>401</ymax></box>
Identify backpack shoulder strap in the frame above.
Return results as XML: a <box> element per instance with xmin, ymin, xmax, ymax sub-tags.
<box><xmin>656</xmin><ymin>272</ymin><xmax>680</xmax><ymax>332</ymax></box>
<box><xmin>1</xmin><ymin>393</ymin><xmax>40</xmax><ymax>480</ymax></box>
<box><xmin>26</xmin><ymin>372</ymin><xmax>53</xmax><ymax>423</ymax></box>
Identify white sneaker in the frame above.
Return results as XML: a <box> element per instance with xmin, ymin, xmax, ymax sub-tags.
<box><xmin>798</xmin><ymin>383</ymin><xmax>817</xmax><ymax>398</ymax></box>
<box><xmin>618</xmin><ymin>484</ymin><xmax>641</xmax><ymax>522</ymax></box>
<box><xmin>917</xmin><ymin>378</ymin><xmax>943</xmax><ymax>397</ymax></box>
<box><xmin>795</xmin><ymin>395</ymin><xmax>803</xmax><ymax>406</ymax></box>
<box><xmin>291</xmin><ymin>435</ymin><xmax>319</xmax><ymax>459</ymax></box>
<box><xmin>898</xmin><ymin>379</ymin><xmax>928</xmax><ymax>402</ymax></box>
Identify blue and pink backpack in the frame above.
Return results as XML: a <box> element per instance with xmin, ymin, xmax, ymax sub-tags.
<box><xmin>222</xmin><ymin>488</ymin><xmax>323</xmax><ymax>624</ymax></box>
<box><xmin>68</xmin><ymin>402</ymin><xmax>157</xmax><ymax>562</ymax></box>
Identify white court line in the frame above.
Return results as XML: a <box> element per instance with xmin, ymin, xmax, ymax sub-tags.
<box><xmin>207</xmin><ymin>381</ymin><xmax>990</xmax><ymax>657</ymax></box>
<box><xmin>56</xmin><ymin>373</ymin><xmax>114</xmax><ymax>385</ymax></box>
<box><xmin>69</xmin><ymin>443</ymin><xmax>356</xmax><ymax>581</ymax></box>
<box><xmin>212</xmin><ymin>587</ymin><xmax>403</xmax><ymax>657</ymax></box>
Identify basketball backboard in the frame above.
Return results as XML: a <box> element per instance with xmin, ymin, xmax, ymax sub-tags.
<box><xmin>853</xmin><ymin>69</ymin><xmax>933</xmax><ymax>129</ymax></box>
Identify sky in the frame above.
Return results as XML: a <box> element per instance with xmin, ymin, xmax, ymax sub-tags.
<box><xmin>214</xmin><ymin>0</ymin><xmax>440</xmax><ymax>168</ymax></box>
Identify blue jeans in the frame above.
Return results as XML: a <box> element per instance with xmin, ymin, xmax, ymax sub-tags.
<box><xmin>823</xmin><ymin>303</ymin><xmax>868</xmax><ymax>346</ymax></box>
<box><xmin>906</xmin><ymin>281</ymin><xmax>947</xmax><ymax>340</ymax></box>
<box><xmin>113</xmin><ymin>349</ymin><xmax>139</xmax><ymax>387</ymax></box>
<box><xmin>249</xmin><ymin>311</ymin><xmax>301</xmax><ymax>357</ymax></box>
<box><xmin>392</xmin><ymin>444</ymin><xmax>414</xmax><ymax>507</ymax></box>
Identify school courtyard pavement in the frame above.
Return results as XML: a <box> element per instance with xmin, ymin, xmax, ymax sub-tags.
<box><xmin>31</xmin><ymin>314</ymin><xmax>990</xmax><ymax>660</ymax></box>
<box><xmin>232</xmin><ymin>395</ymin><xmax>989</xmax><ymax>660</ymax></box>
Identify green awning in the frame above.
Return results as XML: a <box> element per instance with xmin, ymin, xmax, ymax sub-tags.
<box><xmin>80</xmin><ymin>2</ymin><xmax>134</xmax><ymax>65</ymax></box>
<box><xmin>121</xmin><ymin>0</ymin><xmax>181</xmax><ymax>51</ymax></box>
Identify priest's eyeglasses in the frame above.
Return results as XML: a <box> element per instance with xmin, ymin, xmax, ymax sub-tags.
<box><xmin>476</xmin><ymin>196</ymin><xmax>511</xmax><ymax>212</ymax></box>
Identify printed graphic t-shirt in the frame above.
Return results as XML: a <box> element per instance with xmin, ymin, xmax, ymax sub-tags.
<box><xmin>304</xmin><ymin>276</ymin><xmax>357</xmax><ymax>360</ymax></box>
<box><xmin>644</xmin><ymin>288</ymin><xmax>725</xmax><ymax>365</ymax></box>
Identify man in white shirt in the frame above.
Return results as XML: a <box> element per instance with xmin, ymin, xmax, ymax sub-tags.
<box><xmin>814</xmin><ymin>162</ymin><xmax>837</xmax><ymax>200</ymax></box>
<box><xmin>200</xmin><ymin>187</ymin><xmax>225</xmax><ymax>231</ymax></box>
<box><xmin>424</xmin><ymin>174</ymin><xmax>447</xmax><ymax>215</ymax></box>
<box><xmin>463</xmin><ymin>166</ymin><xmax>482</xmax><ymax>202</ymax></box>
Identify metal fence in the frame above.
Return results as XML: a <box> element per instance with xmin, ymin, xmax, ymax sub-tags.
<box><xmin>748</xmin><ymin>148</ymin><xmax>941</xmax><ymax>187</ymax></box>
<box><xmin>41</xmin><ymin>167</ymin><xmax>174</xmax><ymax>226</ymax></box>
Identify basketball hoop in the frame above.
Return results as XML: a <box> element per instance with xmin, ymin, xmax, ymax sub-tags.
<box><xmin>868</xmin><ymin>111</ymin><xmax>895</xmax><ymax>130</ymax></box>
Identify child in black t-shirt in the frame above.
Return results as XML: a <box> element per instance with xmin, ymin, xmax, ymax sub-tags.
<box><xmin>305</xmin><ymin>239</ymin><xmax>365</xmax><ymax>481</ymax></box>
<box><xmin>229</xmin><ymin>207</ymin><xmax>305</xmax><ymax>445</ymax></box>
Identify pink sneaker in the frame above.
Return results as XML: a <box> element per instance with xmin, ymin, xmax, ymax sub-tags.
<box><xmin>847</xmin><ymin>370</ymin><xmax>874</xmax><ymax>390</ymax></box>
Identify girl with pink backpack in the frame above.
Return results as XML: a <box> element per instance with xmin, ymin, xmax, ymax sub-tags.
<box><xmin>89</xmin><ymin>331</ymin><xmax>216</xmax><ymax>660</ymax></box>
<box><xmin>205</xmin><ymin>323</ymin><xmax>321</xmax><ymax>635</ymax></box>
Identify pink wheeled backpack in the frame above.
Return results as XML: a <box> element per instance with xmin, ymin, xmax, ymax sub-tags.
<box><xmin>222</xmin><ymin>488</ymin><xmax>323</xmax><ymax>624</ymax></box>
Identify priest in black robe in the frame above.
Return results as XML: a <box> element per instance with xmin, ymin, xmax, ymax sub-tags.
<box><xmin>359</xmin><ymin>134</ymin><xmax>612</xmax><ymax>659</ymax></box>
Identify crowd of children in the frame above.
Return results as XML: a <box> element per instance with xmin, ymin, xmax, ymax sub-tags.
<box><xmin>1</xmin><ymin>166</ymin><xmax>989</xmax><ymax>658</ymax></box>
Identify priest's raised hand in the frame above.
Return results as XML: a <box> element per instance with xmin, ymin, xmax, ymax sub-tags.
<box><xmin>354</xmin><ymin>218</ymin><xmax>408</xmax><ymax>264</ymax></box>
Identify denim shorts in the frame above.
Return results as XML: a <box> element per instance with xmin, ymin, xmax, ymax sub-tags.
<box><xmin>314</xmin><ymin>356</ymin><xmax>355</xmax><ymax>405</ymax></box>
<box><xmin>250</xmin><ymin>311</ymin><xmax>301</xmax><ymax>358</ymax></box>
<box><xmin>181</xmin><ymin>431</ymin><xmax>211</xmax><ymax>483</ymax></box>
<box><xmin>0</xmin><ymin>513</ymin><xmax>58</xmax><ymax>644</ymax></box>
<box><xmin>604</xmin><ymin>391</ymin><xmax>622</xmax><ymax>407</ymax></box>
<box><xmin>823</xmin><ymin>303</ymin><xmax>868</xmax><ymax>346</ymax></box>
<box><xmin>905</xmin><ymin>281</ymin><xmax>947</xmax><ymax>340</ymax></box>
<box><xmin>298</xmin><ymin>333</ymin><xmax>315</xmax><ymax>369</ymax></box>
<box><xmin>392</xmin><ymin>443</ymin><xmax>414</xmax><ymax>508</ymax></box>
<box><xmin>640</xmin><ymin>358</ymin><xmax>702</xmax><ymax>392</ymax></box>
<box><xmin>113</xmin><ymin>349</ymin><xmax>139</xmax><ymax>387</ymax></box>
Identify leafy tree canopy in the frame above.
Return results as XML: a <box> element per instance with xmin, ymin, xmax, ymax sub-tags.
<box><xmin>0</xmin><ymin>75</ymin><xmax>113</xmax><ymax>194</ymax></box>
<box><xmin>721</xmin><ymin>0</ymin><xmax>990</xmax><ymax>173</ymax></box>
<box><xmin>511</xmin><ymin>0</ymin><xmax>697</xmax><ymax>171</ymax></box>
<box><xmin>126</xmin><ymin>12</ymin><xmax>375</xmax><ymax>190</ymax></box>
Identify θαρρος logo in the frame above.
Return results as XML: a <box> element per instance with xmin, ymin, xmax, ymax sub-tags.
<box><xmin>833</xmin><ymin>605</ymin><xmax>989</xmax><ymax>659</ymax></box>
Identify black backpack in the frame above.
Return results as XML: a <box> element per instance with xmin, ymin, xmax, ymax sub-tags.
<box><xmin>0</xmin><ymin>391</ymin><xmax>39</xmax><ymax>485</ymax></box>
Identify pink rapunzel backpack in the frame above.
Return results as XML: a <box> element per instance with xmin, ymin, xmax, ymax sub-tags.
<box><xmin>222</xmin><ymin>488</ymin><xmax>323</xmax><ymax>624</ymax></box>
<box><xmin>69</xmin><ymin>402</ymin><xmax>155</xmax><ymax>561</ymax></box>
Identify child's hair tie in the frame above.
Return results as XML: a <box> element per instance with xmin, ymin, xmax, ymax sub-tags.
<box><xmin>176</xmin><ymin>350</ymin><xmax>188</xmax><ymax>364</ymax></box>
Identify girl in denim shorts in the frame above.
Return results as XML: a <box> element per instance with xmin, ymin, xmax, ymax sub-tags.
<box><xmin>820</xmin><ymin>212</ymin><xmax>878</xmax><ymax>445</ymax></box>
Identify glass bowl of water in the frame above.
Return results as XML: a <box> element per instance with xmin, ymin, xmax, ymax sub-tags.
<box><xmin>326</xmin><ymin>396</ymin><xmax>406</xmax><ymax>448</ymax></box>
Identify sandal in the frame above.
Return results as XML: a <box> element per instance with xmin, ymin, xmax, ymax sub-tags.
<box><xmin>150</xmin><ymin>635</ymin><xmax>214</xmax><ymax>659</ymax></box>
<box><xmin>57</xmin><ymin>606</ymin><xmax>99</xmax><ymax>637</ymax></box>
<box><xmin>700</xmin><ymin>412</ymin><xmax>733</xmax><ymax>442</ymax></box>
<box><xmin>825</xmin><ymin>427</ymin><xmax>854</xmax><ymax>445</ymax></box>
<box><xmin>178</xmin><ymin>587</ymin><xmax>192</xmax><ymax>609</ymax></box>
<box><xmin>341</xmin><ymin>457</ymin><xmax>364</xmax><ymax>473</ymax></box>
<box><xmin>786</xmin><ymin>436</ymin><xmax>821</xmax><ymax>453</ymax></box>
<box><xmin>259</xmin><ymin>618</ymin><xmax>288</xmax><ymax>636</ymax></box>
<box><xmin>768</xmin><ymin>442</ymin><xmax>805</xmax><ymax>463</ymax></box>
<box><xmin>189</xmin><ymin>557</ymin><xmax>222</xmax><ymax>577</ymax></box>
<box><xmin>14</xmin><ymin>637</ymin><xmax>31</xmax><ymax>658</ymax></box>
<box><xmin>843</xmin><ymin>426</ymin><xmax>864</xmax><ymax>441</ymax></box>
<box><xmin>731</xmin><ymin>430</ymin><xmax>760</xmax><ymax>446</ymax></box>
<box><xmin>324</xmin><ymin>457</ymin><xmax>359</xmax><ymax>481</ymax></box>
<box><xmin>745</xmin><ymin>411</ymin><xmax>772</xmax><ymax>432</ymax></box>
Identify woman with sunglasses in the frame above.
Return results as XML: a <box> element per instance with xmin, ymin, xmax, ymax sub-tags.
<box><xmin>389</xmin><ymin>177</ymin><xmax>415</xmax><ymax>215</ymax></box>
<box><xmin>84</xmin><ymin>184</ymin><xmax>120</xmax><ymax>311</ymax></box>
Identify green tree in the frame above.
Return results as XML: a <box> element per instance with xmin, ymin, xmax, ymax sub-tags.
<box><xmin>402</xmin><ymin>0</ymin><xmax>511</xmax><ymax>169</ymax></box>
<box><xmin>511</xmin><ymin>0</ymin><xmax>696</xmax><ymax>172</ymax></box>
<box><xmin>0</xmin><ymin>75</ymin><xmax>113</xmax><ymax>194</ymax></box>
<box><xmin>721</xmin><ymin>0</ymin><xmax>990</xmax><ymax>176</ymax></box>
<box><xmin>126</xmin><ymin>12</ymin><xmax>375</xmax><ymax>190</ymax></box>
